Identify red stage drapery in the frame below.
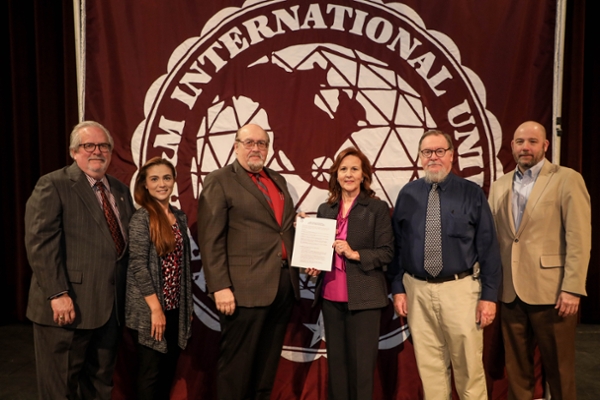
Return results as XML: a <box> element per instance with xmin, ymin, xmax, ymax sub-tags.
<box><xmin>82</xmin><ymin>1</ymin><xmax>556</xmax><ymax>398</ymax></box>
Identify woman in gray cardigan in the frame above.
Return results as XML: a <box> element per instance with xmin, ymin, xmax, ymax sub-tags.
<box><xmin>126</xmin><ymin>157</ymin><xmax>192</xmax><ymax>400</ymax></box>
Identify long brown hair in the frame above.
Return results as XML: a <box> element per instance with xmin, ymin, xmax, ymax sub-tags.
<box><xmin>327</xmin><ymin>147</ymin><xmax>377</xmax><ymax>204</ymax></box>
<box><xmin>134</xmin><ymin>157</ymin><xmax>177</xmax><ymax>256</ymax></box>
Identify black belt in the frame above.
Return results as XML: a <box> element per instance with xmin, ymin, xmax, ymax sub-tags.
<box><xmin>281</xmin><ymin>260</ymin><xmax>289</xmax><ymax>268</ymax></box>
<box><xmin>409</xmin><ymin>268</ymin><xmax>474</xmax><ymax>283</ymax></box>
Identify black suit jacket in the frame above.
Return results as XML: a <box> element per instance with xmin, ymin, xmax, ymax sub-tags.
<box><xmin>197</xmin><ymin>160</ymin><xmax>299</xmax><ymax>307</ymax></box>
<box><xmin>315</xmin><ymin>192</ymin><xmax>394</xmax><ymax>310</ymax></box>
<box><xmin>25</xmin><ymin>162</ymin><xmax>135</xmax><ymax>328</ymax></box>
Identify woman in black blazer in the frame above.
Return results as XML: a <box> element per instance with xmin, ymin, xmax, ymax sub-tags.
<box><xmin>306</xmin><ymin>147</ymin><xmax>394</xmax><ymax>400</ymax></box>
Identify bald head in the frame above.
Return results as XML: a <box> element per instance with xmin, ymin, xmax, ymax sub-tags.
<box><xmin>515</xmin><ymin>121</ymin><xmax>547</xmax><ymax>140</ymax></box>
<box><xmin>511</xmin><ymin>121</ymin><xmax>549</xmax><ymax>172</ymax></box>
<box><xmin>235</xmin><ymin>124</ymin><xmax>270</xmax><ymax>172</ymax></box>
<box><xmin>234</xmin><ymin>124</ymin><xmax>267</xmax><ymax>141</ymax></box>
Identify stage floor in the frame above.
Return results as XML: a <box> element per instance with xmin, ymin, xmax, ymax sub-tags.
<box><xmin>1</xmin><ymin>322</ymin><xmax>598</xmax><ymax>399</ymax></box>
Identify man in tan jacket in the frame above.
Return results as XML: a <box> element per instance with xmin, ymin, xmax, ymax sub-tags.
<box><xmin>488</xmin><ymin>121</ymin><xmax>591</xmax><ymax>400</ymax></box>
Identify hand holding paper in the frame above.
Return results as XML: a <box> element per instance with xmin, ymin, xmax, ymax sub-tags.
<box><xmin>291</xmin><ymin>217</ymin><xmax>336</xmax><ymax>271</ymax></box>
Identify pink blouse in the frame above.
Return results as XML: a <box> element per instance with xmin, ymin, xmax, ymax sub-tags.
<box><xmin>322</xmin><ymin>199</ymin><xmax>356</xmax><ymax>302</ymax></box>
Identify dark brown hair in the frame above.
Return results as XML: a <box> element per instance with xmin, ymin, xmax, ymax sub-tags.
<box><xmin>327</xmin><ymin>147</ymin><xmax>377</xmax><ymax>204</ymax></box>
<box><xmin>134</xmin><ymin>157</ymin><xmax>177</xmax><ymax>256</ymax></box>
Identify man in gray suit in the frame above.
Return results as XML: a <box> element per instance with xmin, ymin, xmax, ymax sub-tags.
<box><xmin>25</xmin><ymin>121</ymin><xmax>135</xmax><ymax>399</ymax></box>
<box><xmin>197</xmin><ymin>123</ymin><xmax>299</xmax><ymax>400</ymax></box>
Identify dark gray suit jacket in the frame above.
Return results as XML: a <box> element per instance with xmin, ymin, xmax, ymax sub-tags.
<box><xmin>197</xmin><ymin>160</ymin><xmax>299</xmax><ymax>307</ymax></box>
<box><xmin>315</xmin><ymin>192</ymin><xmax>394</xmax><ymax>310</ymax></box>
<box><xmin>25</xmin><ymin>162</ymin><xmax>135</xmax><ymax>329</ymax></box>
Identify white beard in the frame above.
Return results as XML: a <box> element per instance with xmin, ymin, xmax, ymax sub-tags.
<box><xmin>247</xmin><ymin>151</ymin><xmax>265</xmax><ymax>172</ymax></box>
<box><xmin>424</xmin><ymin>169</ymin><xmax>449</xmax><ymax>183</ymax></box>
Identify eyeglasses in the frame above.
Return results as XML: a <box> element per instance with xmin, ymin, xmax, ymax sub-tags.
<box><xmin>420</xmin><ymin>148</ymin><xmax>450</xmax><ymax>158</ymax></box>
<box><xmin>236</xmin><ymin>139</ymin><xmax>269</xmax><ymax>150</ymax></box>
<box><xmin>79</xmin><ymin>143</ymin><xmax>112</xmax><ymax>153</ymax></box>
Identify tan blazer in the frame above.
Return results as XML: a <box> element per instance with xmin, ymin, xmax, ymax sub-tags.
<box><xmin>197</xmin><ymin>160</ymin><xmax>299</xmax><ymax>307</ymax></box>
<box><xmin>25</xmin><ymin>162</ymin><xmax>135</xmax><ymax>328</ymax></box>
<box><xmin>488</xmin><ymin>159</ymin><xmax>591</xmax><ymax>304</ymax></box>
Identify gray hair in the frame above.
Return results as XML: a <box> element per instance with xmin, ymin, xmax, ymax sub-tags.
<box><xmin>234</xmin><ymin>123</ymin><xmax>270</xmax><ymax>144</ymax></box>
<box><xmin>418</xmin><ymin>129</ymin><xmax>454</xmax><ymax>151</ymax></box>
<box><xmin>69</xmin><ymin>121</ymin><xmax>114</xmax><ymax>158</ymax></box>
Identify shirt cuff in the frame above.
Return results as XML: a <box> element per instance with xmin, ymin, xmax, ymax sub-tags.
<box><xmin>48</xmin><ymin>291</ymin><xmax>68</xmax><ymax>300</ymax></box>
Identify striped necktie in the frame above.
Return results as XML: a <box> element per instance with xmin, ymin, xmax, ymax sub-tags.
<box><xmin>253</xmin><ymin>173</ymin><xmax>274</xmax><ymax>209</ymax></box>
<box><xmin>96</xmin><ymin>181</ymin><xmax>126</xmax><ymax>255</ymax></box>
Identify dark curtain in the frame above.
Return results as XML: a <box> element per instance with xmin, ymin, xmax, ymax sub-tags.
<box><xmin>4</xmin><ymin>0</ymin><xmax>78</xmax><ymax>322</ymax></box>
<box><xmin>3</xmin><ymin>0</ymin><xmax>599</xmax><ymax>325</ymax></box>
<box><xmin>562</xmin><ymin>0</ymin><xmax>600</xmax><ymax>323</ymax></box>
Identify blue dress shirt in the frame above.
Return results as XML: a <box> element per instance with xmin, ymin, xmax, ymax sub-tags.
<box><xmin>512</xmin><ymin>159</ymin><xmax>544</xmax><ymax>231</ymax></box>
<box><xmin>390</xmin><ymin>173</ymin><xmax>501</xmax><ymax>301</ymax></box>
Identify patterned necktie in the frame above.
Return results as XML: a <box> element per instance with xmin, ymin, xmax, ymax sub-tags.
<box><xmin>424</xmin><ymin>183</ymin><xmax>443</xmax><ymax>277</ymax></box>
<box><xmin>252</xmin><ymin>173</ymin><xmax>287</xmax><ymax>260</ymax></box>
<box><xmin>253</xmin><ymin>173</ymin><xmax>274</xmax><ymax>209</ymax></box>
<box><xmin>96</xmin><ymin>181</ymin><xmax>126</xmax><ymax>255</ymax></box>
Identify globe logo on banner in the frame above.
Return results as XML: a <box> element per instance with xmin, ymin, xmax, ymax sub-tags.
<box><xmin>131</xmin><ymin>0</ymin><xmax>503</xmax><ymax>359</ymax></box>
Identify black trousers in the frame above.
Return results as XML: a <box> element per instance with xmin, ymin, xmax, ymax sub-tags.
<box><xmin>131</xmin><ymin>308</ymin><xmax>181</xmax><ymax>400</ymax></box>
<box><xmin>33</xmin><ymin>309</ymin><xmax>120</xmax><ymax>400</ymax></box>
<box><xmin>217</xmin><ymin>268</ymin><xmax>294</xmax><ymax>400</ymax></box>
<box><xmin>321</xmin><ymin>299</ymin><xmax>382</xmax><ymax>400</ymax></box>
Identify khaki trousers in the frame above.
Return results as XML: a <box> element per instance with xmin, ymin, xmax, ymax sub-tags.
<box><xmin>404</xmin><ymin>273</ymin><xmax>487</xmax><ymax>400</ymax></box>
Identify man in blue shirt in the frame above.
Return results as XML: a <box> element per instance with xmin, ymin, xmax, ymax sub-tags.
<box><xmin>390</xmin><ymin>129</ymin><xmax>501</xmax><ymax>399</ymax></box>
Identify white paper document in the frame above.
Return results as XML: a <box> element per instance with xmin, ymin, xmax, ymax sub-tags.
<box><xmin>291</xmin><ymin>217</ymin><xmax>336</xmax><ymax>271</ymax></box>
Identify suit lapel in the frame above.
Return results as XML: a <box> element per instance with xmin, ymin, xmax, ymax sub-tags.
<box><xmin>267</xmin><ymin>168</ymin><xmax>295</xmax><ymax>225</ymax></box>
<box><xmin>502</xmin><ymin>171</ymin><xmax>517</xmax><ymax>235</ymax></box>
<box><xmin>232</xmin><ymin>161</ymin><xmax>277</xmax><ymax>220</ymax></box>
<box><xmin>516</xmin><ymin>159</ymin><xmax>554</xmax><ymax>236</ymax></box>
<box><xmin>107</xmin><ymin>175</ymin><xmax>130</xmax><ymax>234</ymax></box>
<box><xmin>322</xmin><ymin>201</ymin><xmax>340</xmax><ymax>220</ymax></box>
<box><xmin>68</xmin><ymin>163</ymin><xmax>115</xmax><ymax>246</ymax></box>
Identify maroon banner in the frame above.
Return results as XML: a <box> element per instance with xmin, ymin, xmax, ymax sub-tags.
<box><xmin>84</xmin><ymin>1</ymin><xmax>554</xmax><ymax>398</ymax></box>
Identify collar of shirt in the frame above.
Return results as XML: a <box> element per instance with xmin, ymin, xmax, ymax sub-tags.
<box><xmin>86</xmin><ymin>173</ymin><xmax>115</xmax><ymax>211</ymax></box>
<box><xmin>514</xmin><ymin>158</ymin><xmax>545</xmax><ymax>183</ymax></box>
<box><xmin>247</xmin><ymin>169</ymin><xmax>268</xmax><ymax>180</ymax></box>
<box><xmin>424</xmin><ymin>171</ymin><xmax>455</xmax><ymax>192</ymax></box>
<box><xmin>512</xmin><ymin>159</ymin><xmax>544</xmax><ymax>231</ymax></box>
<box><xmin>84</xmin><ymin>173</ymin><xmax>110</xmax><ymax>190</ymax></box>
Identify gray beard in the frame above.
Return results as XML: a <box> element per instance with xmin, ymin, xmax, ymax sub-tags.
<box><xmin>424</xmin><ymin>169</ymin><xmax>449</xmax><ymax>183</ymax></box>
<box><xmin>516</xmin><ymin>155</ymin><xmax>543</xmax><ymax>171</ymax></box>
<box><xmin>247</xmin><ymin>160</ymin><xmax>264</xmax><ymax>172</ymax></box>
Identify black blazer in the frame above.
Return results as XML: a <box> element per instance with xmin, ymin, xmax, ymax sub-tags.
<box><xmin>315</xmin><ymin>192</ymin><xmax>394</xmax><ymax>310</ymax></box>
